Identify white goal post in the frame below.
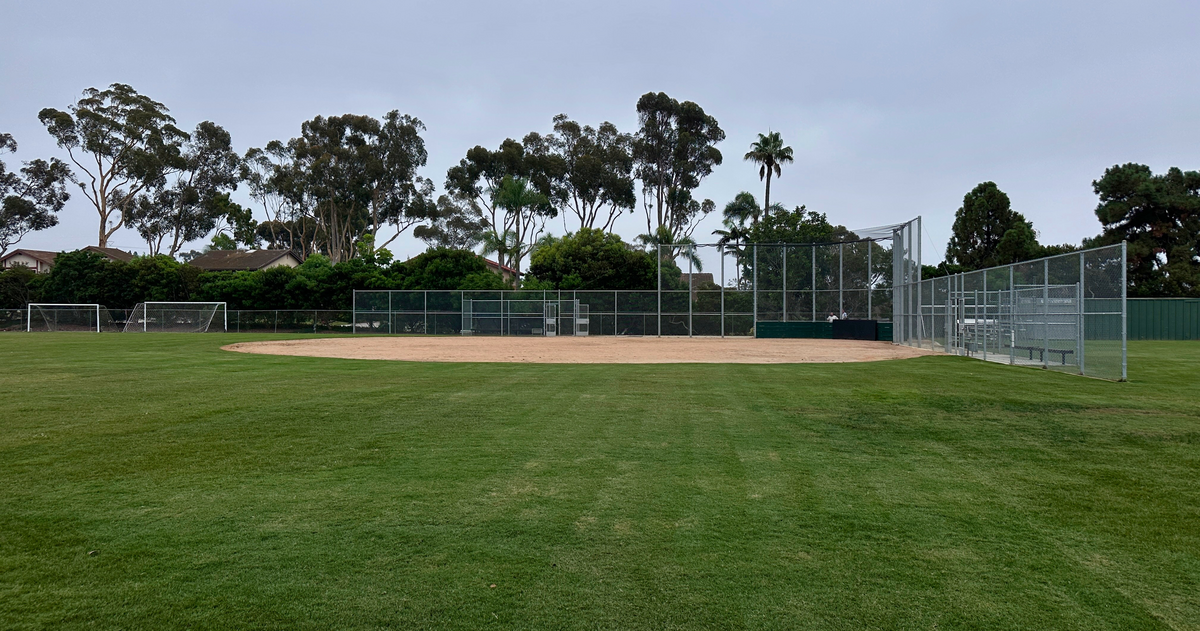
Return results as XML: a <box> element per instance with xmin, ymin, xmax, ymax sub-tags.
<box><xmin>124</xmin><ymin>302</ymin><xmax>228</xmax><ymax>333</ymax></box>
<box><xmin>27</xmin><ymin>303</ymin><xmax>116</xmax><ymax>332</ymax></box>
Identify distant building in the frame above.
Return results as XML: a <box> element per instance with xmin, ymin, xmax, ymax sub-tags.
<box><xmin>82</xmin><ymin>246</ymin><xmax>135</xmax><ymax>263</ymax></box>
<box><xmin>187</xmin><ymin>250</ymin><xmax>302</xmax><ymax>272</ymax></box>
<box><xmin>482</xmin><ymin>257</ymin><xmax>519</xmax><ymax>283</ymax></box>
<box><xmin>0</xmin><ymin>246</ymin><xmax>134</xmax><ymax>273</ymax></box>
<box><xmin>680</xmin><ymin>272</ymin><xmax>715</xmax><ymax>289</ymax></box>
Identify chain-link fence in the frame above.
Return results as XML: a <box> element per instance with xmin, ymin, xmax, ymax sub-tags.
<box><xmin>894</xmin><ymin>243</ymin><xmax>1127</xmax><ymax>381</ymax></box>
<box><xmin>352</xmin><ymin>231</ymin><xmax>905</xmax><ymax>337</ymax></box>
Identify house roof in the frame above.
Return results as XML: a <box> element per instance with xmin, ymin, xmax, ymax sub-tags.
<box><xmin>482</xmin><ymin>257</ymin><xmax>519</xmax><ymax>275</ymax></box>
<box><xmin>1</xmin><ymin>249</ymin><xmax>59</xmax><ymax>266</ymax></box>
<box><xmin>187</xmin><ymin>250</ymin><xmax>297</xmax><ymax>271</ymax></box>
<box><xmin>83</xmin><ymin>246</ymin><xmax>134</xmax><ymax>262</ymax></box>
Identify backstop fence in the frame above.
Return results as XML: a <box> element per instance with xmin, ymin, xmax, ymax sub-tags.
<box><xmin>352</xmin><ymin>219</ymin><xmax>917</xmax><ymax>337</ymax></box>
<box><xmin>893</xmin><ymin>242</ymin><xmax>1127</xmax><ymax>380</ymax></box>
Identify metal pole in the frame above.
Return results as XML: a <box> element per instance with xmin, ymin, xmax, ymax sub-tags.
<box><xmin>1078</xmin><ymin>252</ymin><xmax>1085</xmax><ymax>375</ymax></box>
<box><xmin>688</xmin><ymin>245</ymin><xmax>693</xmax><ymax>337</ymax></box>
<box><xmin>352</xmin><ymin>291</ymin><xmax>356</xmax><ymax>334</ymax></box>
<box><xmin>838</xmin><ymin>242</ymin><xmax>844</xmax><ymax>318</ymax></box>
<box><xmin>1043</xmin><ymin>258</ymin><xmax>1050</xmax><ymax>369</ymax></box>
<box><xmin>753</xmin><ymin>244</ymin><xmax>758</xmax><ymax>330</ymax></box>
<box><xmin>26</xmin><ymin>304</ymin><xmax>30</xmax><ymax>332</ymax></box>
<box><xmin>720</xmin><ymin>244</ymin><xmax>725</xmax><ymax>338</ymax></box>
<box><xmin>867</xmin><ymin>241</ymin><xmax>872</xmax><ymax>320</ymax></box>
<box><xmin>982</xmin><ymin>274</ymin><xmax>988</xmax><ymax>361</ymax></box>
<box><xmin>1121</xmin><ymin>240</ymin><xmax>1127</xmax><ymax>381</ymax></box>
<box><xmin>1009</xmin><ymin>265</ymin><xmax>1015</xmax><ymax>365</ymax></box>
<box><xmin>388</xmin><ymin>291</ymin><xmax>393</xmax><ymax>334</ymax></box>
<box><xmin>892</xmin><ymin>232</ymin><xmax>900</xmax><ymax>343</ymax></box>
<box><xmin>811</xmin><ymin>245</ymin><xmax>816</xmax><ymax>322</ymax></box>
<box><xmin>424</xmin><ymin>291</ymin><xmax>428</xmax><ymax>335</ymax></box>
<box><xmin>782</xmin><ymin>245</ymin><xmax>787</xmax><ymax>322</ymax></box>
<box><xmin>945</xmin><ymin>278</ymin><xmax>950</xmax><ymax>354</ymax></box>
<box><xmin>917</xmin><ymin>216</ymin><xmax>924</xmax><ymax>347</ymax></box>
<box><xmin>657</xmin><ymin>245</ymin><xmax>662</xmax><ymax>337</ymax></box>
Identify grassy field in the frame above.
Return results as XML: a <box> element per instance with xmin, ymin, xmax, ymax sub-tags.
<box><xmin>1</xmin><ymin>335</ymin><xmax>1198</xmax><ymax>630</ymax></box>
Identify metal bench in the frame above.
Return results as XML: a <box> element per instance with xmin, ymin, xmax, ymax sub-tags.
<box><xmin>1012</xmin><ymin>345</ymin><xmax>1074</xmax><ymax>365</ymax></box>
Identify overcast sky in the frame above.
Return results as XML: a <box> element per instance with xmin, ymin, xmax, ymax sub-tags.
<box><xmin>3</xmin><ymin>0</ymin><xmax>1197</xmax><ymax>265</ymax></box>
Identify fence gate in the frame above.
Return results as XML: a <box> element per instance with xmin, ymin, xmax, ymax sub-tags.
<box><xmin>544</xmin><ymin>302</ymin><xmax>558</xmax><ymax>337</ymax></box>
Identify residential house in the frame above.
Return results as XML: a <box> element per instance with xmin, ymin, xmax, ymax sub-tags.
<box><xmin>187</xmin><ymin>250</ymin><xmax>302</xmax><ymax>272</ymax></box>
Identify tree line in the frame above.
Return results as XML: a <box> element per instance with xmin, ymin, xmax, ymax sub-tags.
<box><xmin>3</xmin><ymin>83</ymin><xmax>1198</xmax><ymax>297</ymax></box>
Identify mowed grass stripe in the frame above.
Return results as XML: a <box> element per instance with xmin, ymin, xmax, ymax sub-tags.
<box><xmin>0</xmin><ymin>335</ymin><xmax>1197</xmax><ymax>629</ymax></box>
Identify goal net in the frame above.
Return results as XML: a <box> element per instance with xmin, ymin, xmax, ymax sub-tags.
<box><xmin>124</xmin><ymin>302</ymin><xmax>227</xmax><ymax>333</ymax></box>
<box><xmin>27</xmin><ymin>303</ymin><xmax>118</xmax><ymax>332</ymax></box>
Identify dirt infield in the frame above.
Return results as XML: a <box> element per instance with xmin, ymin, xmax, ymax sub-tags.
<box><xmin>224</xmin><ymin>336</ymin><xmax>935</xmax><ymax>364</ymax></box>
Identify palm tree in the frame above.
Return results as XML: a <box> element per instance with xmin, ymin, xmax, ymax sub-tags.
<box><xmin>743</xmin><ymin>131</ymin><xmax>793</xmax><ymax>213</ymax></box>
<box><xmin>492</xmin><ymin>176</ymin><xmax>550</xmax><ymax>277</ymax></box>
<box><xmin>712</xmin><ymin>217</ymin><xmax>750</xmax><ymax>287</ymax></box>
<box><xmin>636</xmin><ymin>225</ymin><xmax>703</xmax><ymax>271</ymax></box>
<box><xmin>722</xmin><ymin>191</ymin><xmax>761</xmax><ymax>226</ymax></box>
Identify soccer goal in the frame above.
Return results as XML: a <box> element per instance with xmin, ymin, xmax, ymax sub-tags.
<box><xmin>27</xmin><ymin>303</ymin><xmax>118</xmax><ymax>332</ymax></box>
<box><xmin>124</xmin><ymin>302</ymin><xmax>227</xmax><ymax>333</ymax></box>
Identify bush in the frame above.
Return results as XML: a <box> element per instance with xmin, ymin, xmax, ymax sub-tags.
<box><xmin>526</xmin><ymin>228</ymin><xmax>660</xmax><ymax>290</ymax></box>
<box><xmin>8</xmin><ymin>247</ymin><xmax>517</xmax><ymax>310</ymax></box>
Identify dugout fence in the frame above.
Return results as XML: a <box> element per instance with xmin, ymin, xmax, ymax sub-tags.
<box><xmin>893</xmin><ymin>239</ymin><xmax>1127</xmax><ymax>381</ymax></box>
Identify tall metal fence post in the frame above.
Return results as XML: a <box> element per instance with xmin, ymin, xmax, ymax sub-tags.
<box><xmin>753</xmin><ymin>245</ymin><xmax>758</xmax><ymax>332</ymax></box>
<box><xmin>1121</xmin><ymin>241</ymin><xmax>1127</xmax><ymax>381</ymax></box>
<box><xmin>388</xmin><ymin>291</ymin><xmax>393</xmax><ymax>334</ymax></box>
<box><xmin>352</xmin><ymin>291</ymin><xmax>357</xmax><ymax>334</ymax></box>
<box><xmin>867</xmin><ymin>242</ymin><xmax>873</xmax><ymax>320</ymax></box>
<box><xmin>781</xmin><ymin>245</ymin><xmax>787</xmax><ymax>322</ymax></box>
<box><xmin>838</xmin><ymin>242</ymin><xmax>844</xmax><ymax>318</ymax></box>
<box><xmin>687</xmin><ymin>245</ymin><xmax>693</xmax><ymax>337</ymax></box>
<box><xmin>657</xmin><ymin>245</ymin><xmax>662</xmax><ymax>337</ymax></box>
<box><xmin>424</xmin><ymin>291</ymin><xmax>428</xmax><ymax>335</ymax></box>
<box><xmin>916</xmin><ymin>218</ymin><xmax>924</xmax><ymax>348</ymax></box>
<box><xmin>811</xmin><ymin>245</ymin><xmax>816</xmax><ymax>322</ymax></box>
<box><xmin>720</xmin><ymin>244</ymin><xmax>725</xmax><ymax>338</ymax></box>
<box><xmin>1043</xmin><ymin>258</ymin><xmax>1050</xmax><ymax>369</ymax></box>
<box><xmin>982</xmin><ymin>274</ymin><xmax>988</xmax><ymax>361</ymax></box>
<box><xmin>1078</xmin><ymin>251</ymin><xmax>1085</xmax><ymax>375</ymax></box>
<box><xmin>1009</xmin><ymin>265</ymin><xmax>1015</xmax><ymax>365</ymax></box>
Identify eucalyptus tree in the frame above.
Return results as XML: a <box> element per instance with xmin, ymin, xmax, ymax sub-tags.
<box><xmin>632</xmin><ymin>92</ymin><xmax>724</xmax><ymax>245</ymax></box>
<box><xmin>413</xmin><ymin>195</ymin><xmax>488</xmax><ymax>251</ymax></box>
<box><xmin>127</xmin><ymin>121</ymin><xmax>242</xmax><ymax>257</ymax></box>
<box><xmin>524</xmin><ymin>114</ymin><xmax>635</xmax><ymax>232</ymax></box>
<box><xmin>445</xmin><ymin>139</ymin><xmax>558</xmax><ymax>271</ymax></box>
<box><xmin>0</xmin><ymin>132</ymin><xmax>73</xmax><ymax>256</ymax></box>
<box><xmin>364</xmin><ymin>111</ymin><xmax>435</xmax><ymax>252</ymax></box>
<box><xmin>39</xmin><ymin>84</ymin><xmax>187</xmax><ymax>248</ymax></box>
<box><xmin>242</xmin><ymin>141</ymin><xmax>297</xmax><ymax>251</ymax></box>
<box><xmin>743</xmin><ymin>131</ymin><xmax>793</xmax><ymax>212</ymax></box>
<box><xmin>279</xmin><ymin>110</ymin><xmax>433</xmax><ymax>263</ymax></box>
